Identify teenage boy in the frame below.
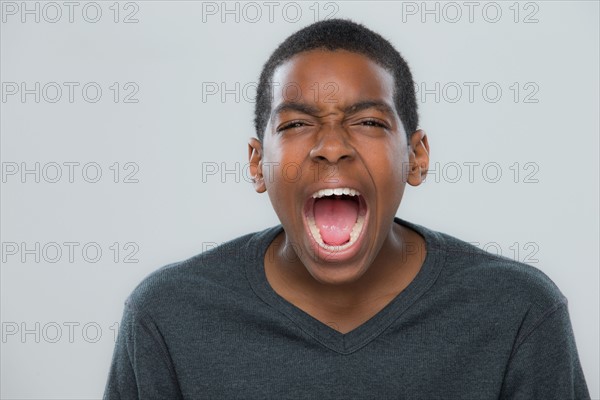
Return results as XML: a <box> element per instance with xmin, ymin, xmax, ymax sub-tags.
<box><xmin>104</xmin><ymin>19</ymin><xmax>590</xmax><ymax>399</ymax></box>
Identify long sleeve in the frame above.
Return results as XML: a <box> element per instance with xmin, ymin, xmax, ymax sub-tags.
<box><xmin>499</xmin><ymin>302</ymin><xmax>590</xmax><ymax>400</ymax></box>
<box><xmin>103</xmin><ymin>301</ymin><xmax>184</xmax><ymax>400</ymax></box>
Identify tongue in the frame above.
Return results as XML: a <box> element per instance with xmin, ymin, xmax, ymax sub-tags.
<box><xmin>313</xmin><ymin>197</ymin><xmax>359</xmax><ymax>246</ymax></box>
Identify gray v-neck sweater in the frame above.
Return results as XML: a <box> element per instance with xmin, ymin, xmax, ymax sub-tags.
<box><xmin>103</xmin><ymin>218</ymin><xmax>590</xmax><ymax>399</ymax></box>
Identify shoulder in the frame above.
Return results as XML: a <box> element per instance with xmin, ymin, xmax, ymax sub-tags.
<box><xmin>411</xmin><ymin>222</ymin><xmax>572</xmax><ymax>347</ymax></box>
<box><xmin>450</xmin><ymin>232</ymin><xmax>563</xmax><ymax>304</ymax></box>
<box><xmin>403</xmin><ymin>219</ymin><xmax>567</xmax><ymax>315</ymax></box>
<box><xmin>123</xmin><ymin>226</ymin><xmax>279</xmax><ymax>317</ymax></box>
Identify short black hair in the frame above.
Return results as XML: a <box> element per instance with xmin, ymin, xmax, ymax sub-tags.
<box><xmin>254</xmin><ymin>18</ymin><xmax>419</xmax><ymax>141</ymax></box>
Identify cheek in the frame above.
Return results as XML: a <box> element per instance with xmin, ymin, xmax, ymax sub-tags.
<box><xmin>367</xmin><ymin>147</ymin><xmax>408</xmax><ymax>184</ymax></box>
<box><xmin>262</xmin><ymin>152</ymin><xmax>296</xmax><ymax>207</ymax></box>
<box><xmin>263</xmin><ymin>143</ymin><xmax>307</xmax><ymax>188</ymax></box>
<box><xmin>262</xmin><ymin>164</ymin><xmax>275</xmax><ymax>190</ymax></box>
<box><xmin>391</xmin><ymin>144</ymin><xmax>411</xmax><ymax>182</ymax></box>
<box><xmin>399</xmin><ymin>156</ymin><xmax>411</xmax><ymax>182</ymax></box>
<box><xmin>261</xmin><ymin>147</ymin><xmax>281</xmax><ymax>189</ymax></box>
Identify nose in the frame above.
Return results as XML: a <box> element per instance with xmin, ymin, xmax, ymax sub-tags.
<box><xmin>309</xmin><ymin>124</ymin><xmax>356</xmax><ymax>165</ymax></box>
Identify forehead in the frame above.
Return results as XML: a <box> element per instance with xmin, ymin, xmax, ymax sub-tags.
<box><xmin>270</xmin><ymin>49</ymin><xmax>395</xmax><ymax>106</ymax></box>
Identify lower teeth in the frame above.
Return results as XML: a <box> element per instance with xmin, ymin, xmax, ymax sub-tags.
<box><xmin>306</xmin><ymin>213</ymin><xmax>366</xmax><ymax>251</ymax></box>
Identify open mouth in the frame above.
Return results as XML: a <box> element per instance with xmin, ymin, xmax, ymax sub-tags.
<box><xmin>304</xmin><ymin>188</ymin><xmax>368</xmax><ymax>252</ymax></box>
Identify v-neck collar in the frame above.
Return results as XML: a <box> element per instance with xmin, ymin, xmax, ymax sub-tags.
<box><xmin>244</xmin><ymin>217</ymin><xmax>446</xmax><ymax>354</ymax></box>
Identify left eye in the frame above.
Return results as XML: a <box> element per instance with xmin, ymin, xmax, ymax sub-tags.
<box><xmin>359</xmin><ymin>119</ymin><xmax>386</xmax><ymax>128</ymax></box>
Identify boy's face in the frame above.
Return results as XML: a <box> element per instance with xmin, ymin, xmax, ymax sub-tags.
<box><xmin>249</xmin><ymin>49</ymin><xmax>428</xmax><ymax>285</ymax></box>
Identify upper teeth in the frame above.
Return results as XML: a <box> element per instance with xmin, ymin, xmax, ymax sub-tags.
<box><xmin>312</xmin><ymin>187</ymin><xmax>360</xmax><ymax>198</ymax></box>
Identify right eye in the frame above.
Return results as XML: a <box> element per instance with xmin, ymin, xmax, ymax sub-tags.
<box><xmin>277</xmin><ymin>121</ymin><xmax>308</xmax><ymax>132</ymax></box>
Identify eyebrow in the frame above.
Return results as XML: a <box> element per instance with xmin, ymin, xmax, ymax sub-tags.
<box><xmin>343</xmin><ymin>100</ymin><xmax>395</xmax><ymax>116</ymax></box>
<box><xmin>271</xmin><ymin>100</ymin><xmax>396</xmax><ymax>119</ymax></box>
<box><xmin>272</xmin><ymin>102</ymin><xmax>321</xmax><ymax>118</ymax></box>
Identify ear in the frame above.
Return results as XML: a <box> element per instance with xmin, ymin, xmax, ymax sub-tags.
<box><xmin>248</xmin><ymin>137</ymin><xmax>266</xmax><ymax>193</ymax></box>
<box><xmin>407</xmin><ymin>129</ymin><xmax>430</xmax><ymax>187</ymax></box>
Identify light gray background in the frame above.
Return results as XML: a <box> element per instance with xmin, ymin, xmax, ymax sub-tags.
<box><xmin>1</xmin><ymin>1</ymin><xmax>598</xmax><ymax>398</ymax></box>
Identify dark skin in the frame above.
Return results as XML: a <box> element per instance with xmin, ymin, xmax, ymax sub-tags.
<box><xmin>248</xmin><ymin>50</ymin><xmax>430</xmax><ymax>334</ymax></box>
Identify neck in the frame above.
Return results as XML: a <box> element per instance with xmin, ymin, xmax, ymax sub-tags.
<box><xmin>266</xmin><ymin>220</ymin><xmax>427</xmax><ymax>311</ymax></box>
